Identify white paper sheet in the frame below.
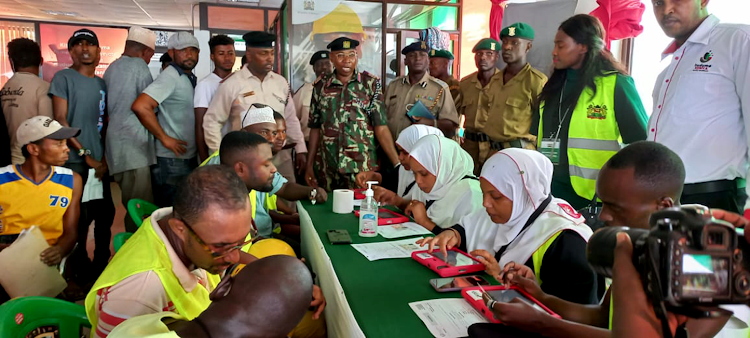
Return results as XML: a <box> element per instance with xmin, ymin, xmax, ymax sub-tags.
<box><xmin>379</xmin><ymin>222</ymin><xmax>433</xmax><ymax>239</ymax></box>
<box><xmin>409</xmin><ymin>298</ymin><xmax>488</xmax><ymax>338</ymax></box>
<box><xmin>0</xmin><ymin>227</ymin><xmax>67</xmax><ymax>298</ymax></box>
<box><xmin>350</xmin><ymin>237</ymin><xmax>424</xmax><ymax>261</ymax></box>
<box><xmin>82</xmin><ymin>168</ymin><xmax>103</xmax><ymax>203</ymax></box>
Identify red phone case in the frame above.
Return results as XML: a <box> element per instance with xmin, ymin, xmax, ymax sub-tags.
<box><xmin>353</xmin><ymin>208</ymin><xmax>410</xmax><ymax>225</ymax></box>
<box><xmin>411</xmin><ymin>248</ymin><xmax>486</xmax><ymax>277</ymax></box>
<box><xmin>461</xmin><ymin>285</ymin><xmax>561</xmax><ymax>323</ymax></box>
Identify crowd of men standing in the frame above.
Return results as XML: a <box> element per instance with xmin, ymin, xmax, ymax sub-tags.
<box><xmin>0</xmin><ymin>0</ymin><xmax>747</xmax><ymax>335</ymax></box>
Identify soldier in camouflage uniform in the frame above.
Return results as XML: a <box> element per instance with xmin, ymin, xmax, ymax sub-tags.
<box><xmin>305</xmin><ymin>37</ymin><xmax>400</xmax><ymax>191</ymax></box>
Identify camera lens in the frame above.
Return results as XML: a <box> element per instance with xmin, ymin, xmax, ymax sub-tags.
<box><xmin>587</xmin><ymin>226</ymin><xmax>649</xmax><ymax>278</ymax></box>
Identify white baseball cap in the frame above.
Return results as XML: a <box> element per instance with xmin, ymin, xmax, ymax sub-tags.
<box><xmin>127</xmin><ymin>26</ymin><xmax>156</xmax><ymax>50</ymax></box>
<box><xmin>16</xmin><ymin>116</ymin><xmax>80</xmax><ymax>146</ymax></box>
<box><xmin>241</xmin><ymin>104</ymin><xmax>276</xmax><ymax>129</ymax></box>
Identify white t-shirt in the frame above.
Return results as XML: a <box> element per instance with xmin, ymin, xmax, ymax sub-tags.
<box><xmin>194</xmin><ymin>72</ymin><xmax>231</xmax><ymax>136</ymax></box>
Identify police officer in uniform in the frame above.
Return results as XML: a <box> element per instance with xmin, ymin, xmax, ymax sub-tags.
<box><xmin>385</xmin><ymin>41</ymin><xmax>460</xmax><ymax>139</ymax></box>
<box><xmin>203</xmin><ymin>31</ymin><xmax>307</xmax><ymax>184</ymax></box>
<box><xmin>428</xmin><ymin>49</ymin><xmax>461</xmax><ymax>105</ymax></box>
<box><xmin>467</xmin><ymin>24</ymin><xmax>546</xmax><ymax>173</ymax></box>
<box><xmin>305</xmin><ymin>37</ymin><xmax>399</xmax><ymax>191</ymax></box>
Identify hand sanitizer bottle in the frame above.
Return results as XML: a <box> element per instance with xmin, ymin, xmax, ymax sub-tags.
<box><xmin>359</xmin><ymin>181</ymin><xmax>379</xmax><ymax>237</ymax></box>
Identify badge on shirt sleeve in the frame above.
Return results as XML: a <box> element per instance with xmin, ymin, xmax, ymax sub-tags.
<box><xmin>558</xmin><ymin>203</ymin><xmax>582</xmax><ymax>218</ymax></box>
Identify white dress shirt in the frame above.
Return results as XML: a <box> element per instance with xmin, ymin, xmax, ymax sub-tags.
<box><xmin>648</xmin><ymin>15</ymin><xmax>750</xmax><ymax>195</ymax></box>
<box><xmin>202</xmin><ymin>65</ymin><xmax>307</xmax><ymax>155</ymax></box>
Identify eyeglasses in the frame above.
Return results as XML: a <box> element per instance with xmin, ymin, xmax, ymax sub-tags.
<box><xmin>334</xmin><ymin>52</ymin><xmax>357</xmax><ymax>61</ymax></box>
<box><xmin>178</xmin><ymin>215</ymin><xmax>253</xmax><ymax>258</ymax></box>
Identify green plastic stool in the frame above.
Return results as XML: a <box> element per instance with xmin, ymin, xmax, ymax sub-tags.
<box><xmin>126</xmin><ymin>198</ymin><xmax>159</xmax><ymax>228</ymax></box>
<box><xmin>0</xmin><ymin>296</ymin><xmax>90</xmax><ymax>338</ymax></box>
<box><xmin>113</xmin><ymin>232</ymin><xmax>133</xmax><ymax>253</ymax></box>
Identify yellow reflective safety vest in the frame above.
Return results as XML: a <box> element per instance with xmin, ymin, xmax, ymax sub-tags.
<box><xmin>538</xmin><ymin>72</ymin><xmax>622</xmax><ymax>200</ymax></box>
<box><xmin>531</xmin><ymin>231</ymin><xmax>563</xmax><ymax>286</ymax></box>
<box><xmin>85</xmin><ymin>216</ymin><xmax>221</xmax><ymax>329</ymax></box>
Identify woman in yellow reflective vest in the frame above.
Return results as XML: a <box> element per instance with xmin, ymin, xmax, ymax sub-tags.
<box><xmin>417</xmin><ymin>149</ymin><xmax>597</xmax><ymax>305</ymax></box>
<box><xmin>532</xmin><ymin>14</ymin><xmax>648</xmax><ymax>210</ymax></box>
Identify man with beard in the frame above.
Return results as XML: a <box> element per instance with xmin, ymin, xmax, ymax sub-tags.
<box><xmin>49</xmin><ymin>28</ymin><xmax>114</xmax><ymax>283</ymax></box>
<box><xmin>385</xmin><ymin>41</ymin><xmax>459</xmax><ymax>139</ymax></box>
<box><xmin>203</xmin><ymin>105</ymin><xmax>326</xmax><ymax>239</ymax></box>
<box><xmin>203</xmin><ymin>31</ymin><xmax>307</xmax><ymax>185</ymax></box>
<box><xmin>132</xmin><ymin>32</ymin><xmax>200</xmax><ymax>207</ymax></box>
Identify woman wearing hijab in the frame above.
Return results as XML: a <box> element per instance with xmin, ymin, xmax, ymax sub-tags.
<box><xmin>357</xmin><ymin>125</ymin><xmax>445</xmax><ymax>206</ymax></box>
<box><xmin>533</xmin><ymin>14</ymin><xmax>647</xmax><ymax>210</ymax></box>
<box><xmin>418</xmin><ymin>149</ymin><xmax>597</xmax><ymax>305</ymax></box>
<box><xmin>403</xmin><ymin>134</ymin><xmax>483</xmax><ymax>232</ymax></box>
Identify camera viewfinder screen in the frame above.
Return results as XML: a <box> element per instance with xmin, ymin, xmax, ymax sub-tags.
<box><xmin>680</xmin><ymin>254</ymin><xmax>730</xmax><ymax>298</ymax></box>
<box><xmin>431</xmin><ymin>251</ymin><xmax>476</xmax><ymax>267</ymax></box>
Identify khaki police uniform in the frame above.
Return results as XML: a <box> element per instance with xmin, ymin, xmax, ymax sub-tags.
<box><xmin>385</xmin><ymin>72</ymin><xmax>460</xmax><ymax>139</ymax></box>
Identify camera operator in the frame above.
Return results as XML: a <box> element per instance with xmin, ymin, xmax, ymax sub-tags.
<box><xmin>611</xmin><ymin>207</ymin><xmax>750</xmax><ymax>338</ymax></box>
<box><xmin>471</xmin><ymin>141</ymin><xmax>731</xmax><ymax>338</ymax></box>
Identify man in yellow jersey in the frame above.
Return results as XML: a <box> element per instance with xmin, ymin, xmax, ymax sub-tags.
<box><xmin>468</xmin><ymin>142</ymin><xmax>730</xmax><ymax>338</ymax></box>
<box><xmin>107</xmin><ymin>255</ymin><xmax>313</xmax><ymax>338</ymax></box>
<box><xmin>0</xmin><ymin>116</ymin><xmax>82</xmax><ymax>300</ymax></box>
<box><xmin>86</xmin><ymin>165</ymin><xmax>257</xmax><ymax>337</ymax></box>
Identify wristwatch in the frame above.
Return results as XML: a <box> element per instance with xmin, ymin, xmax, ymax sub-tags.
<box><xmin>310</xmin><ymin>188</ymin><xmax>318</xmax><ymax>205</ymax></box>
<box><xmin>77</xmin><ymin>148</ymin><xmax>91</xmax><ymax>157</ymax></box>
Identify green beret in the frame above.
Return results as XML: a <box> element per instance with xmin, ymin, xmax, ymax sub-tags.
<box><xmin>429</xmin><ymin>49</ymin><xmax>454</xmax><ymax>60</ymax></box>
<box><xmin>500</xmin><ymin>22</ymin><xmax>535</xmax><ymax>40</ymax></box>
<box><xmin>402</xmin><ymin>41</ymin><xmax>430</xmax><ymax>55</ymax></box>
<box><xmin>472</xmin><ymin>38</ymin><xmax>501</xmax><ymax>53</ymax></box>
<box><xmin>327</xmin><ymin>37</ymin><xmax>359</xmax><ymax>52</ymax></box>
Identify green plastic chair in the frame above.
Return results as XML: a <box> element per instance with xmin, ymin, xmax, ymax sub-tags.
<box><xmin>126</xmin><ymin>198</ymin><xmax>159</xmax><ymax>228</ymax></box>
<box><xmin>0</xmin><ymin>296</ymin><xmax>90</xmax><ymax>338</ymax></box>
<box><xmin>113</xmin><ymin>232</ymin><xmax>133</xmax><ymax>253</ymax></box>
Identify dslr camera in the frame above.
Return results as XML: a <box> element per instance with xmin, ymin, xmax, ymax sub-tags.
<box><xmin>587</xmin><ymin>206</ymin><xmax>750</xmax><ymax>308</ymax></box>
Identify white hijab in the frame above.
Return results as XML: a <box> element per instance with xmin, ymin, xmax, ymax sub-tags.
<box><xmin>461</xmin><ymin>149</ymin><xmax>592</xmax><ymax>266</ymax></box>
<box><xmin>484</xmin><ymin>149</ymin><xmax>554</xmax><ymax>248</ymax></box>
<box><xmin>394</xmin><ymin>125</ymin><xmax>444</xmax><ymax>198</ymax></box>
<box><xmin>409</xmin><ymin>135</ymin><xmax>482</xmax><ymax>228</ymax></box>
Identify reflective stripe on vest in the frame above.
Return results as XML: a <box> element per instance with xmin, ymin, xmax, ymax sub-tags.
<box><xmin>609</xmin><ymin>289</ymin><xmax>614</xmax><ymax>330</ymax></box>
<box><xmin>538</xmin><ymin>73</ymin><xmax>622</xmax><ymax>200</ymax></box>
<box><xmin>85</xmin><ymin>216</ymin><xmax>220</xmax><ymax>328</ymax></box>
<box><xmin>531</xmin><ymin>231</ymin><xmax>563</xmax><ymax>286</ymax></box>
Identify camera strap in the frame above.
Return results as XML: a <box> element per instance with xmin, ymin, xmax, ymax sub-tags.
<box><xmin>494</xmin><ymin>195</ymin><xmax>553</xmax><ymax>261</ymax></box>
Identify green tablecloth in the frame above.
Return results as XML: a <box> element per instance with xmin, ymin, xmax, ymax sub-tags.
<box><xmin>300</xmin><ymin>200</ymin><xmax>497</xmax><ymax>338</ymax></box>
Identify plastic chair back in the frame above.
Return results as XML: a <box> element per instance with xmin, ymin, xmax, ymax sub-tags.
<box><xmin>126</xmin><ymin>199</ymin><xmax>159</xmax><ymax>228</ymax></box>
<box><xmin>113</xmin><ymin>232</ymin><xmax>133</xmax><ymax>253</ymax></box>
<box><xmin>0</xmin><ymin>296</ymin><xmax>90</xmax><ymax>338</ymax></box>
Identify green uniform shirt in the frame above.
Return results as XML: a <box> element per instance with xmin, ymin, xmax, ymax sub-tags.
<box><xmin>309</xmin><ymin>69</ymin><xmax>386</xmax><ymax>175</ymax></box>
<box><xmin>384</xmin><ymin>72</ymin><xmax>460</xmax><ymax>138</ymax></box>
<box><xmin>441</xmin><ymin>75</ymin><xmax>461</xmax><ymax>106</ymax></box>
<box><xmin>531</xmin><ymin>69</ymin><xmax>648</xmax><ymax>209</ymax></box>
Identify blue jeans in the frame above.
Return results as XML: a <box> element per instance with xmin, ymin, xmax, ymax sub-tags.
<box><xmin>151</xmin><ymin>157</ymin><xmax>197</xmax><ymax>207</ymax></box>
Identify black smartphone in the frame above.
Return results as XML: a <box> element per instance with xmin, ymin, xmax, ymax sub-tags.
<box><xmin>327</xmin><ymin>229</ymin><xmax>352</xmax><ymax>244</ymax></box>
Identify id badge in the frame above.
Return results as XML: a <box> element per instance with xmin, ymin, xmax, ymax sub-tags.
<box><xmin>539</xmin><ymin>138</ymin><xmax>561</xmax><ymax>164</ymax></box>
